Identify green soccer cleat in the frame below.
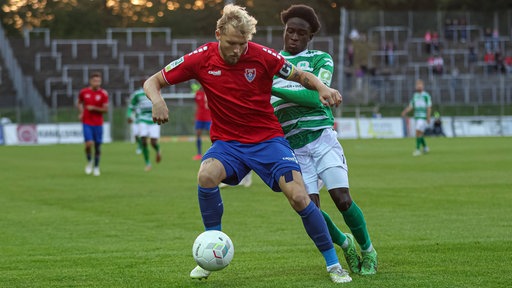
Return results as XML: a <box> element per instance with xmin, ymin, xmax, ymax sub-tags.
<box><xmin>342</xmin><ymin>233</ymin><xmax>361</xmax><ymax>274</ymax></box>
<box><xmin>360</xmin><ymin>248</ymin><xmax>378</xmax><ymax>275</ymax></box>
<box><xmin>327</xmin><ymin>265</ymin><xmax>352</xmax><ymax>283</ymax></box>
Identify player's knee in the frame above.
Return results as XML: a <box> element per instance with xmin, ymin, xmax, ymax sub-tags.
<box><xmin>286</xmin><ymin>187</ymin><xmax>310</xmax><ymax>211</ymax></box>
<box><xmin>94</xmin><ymin>143</ymin><xmax>101</xmax><ymax>155</ymax></box>
<box><xmin>197</xmin><ymin>171</ymin><xmax>219</xmax><ymax>188</ymax></box>
<box><xmin>329</xmin><ymin>187</ymin><xmax>352</xmax><ymax>211</ymax></box>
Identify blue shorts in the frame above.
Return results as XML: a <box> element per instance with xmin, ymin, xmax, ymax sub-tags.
<box><xmin>203</xmin><ymin>137</ymin><xmax>301</xmax><ymax>192</ymax></box>
<box><xmin>82</xmin><ymin>124</ymin><xmax>103</xmax><ymax>143</ymax></box>
<box><xmin>195</xmin><ymin>120</ymin><xmax>211</xmax><ymax>131</ymax></box>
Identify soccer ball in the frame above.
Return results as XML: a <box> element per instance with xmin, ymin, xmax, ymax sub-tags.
<box><xmin>192</xmin><ymin>230</ymin><xmax>234</xmax><ymax>271</ymax></box>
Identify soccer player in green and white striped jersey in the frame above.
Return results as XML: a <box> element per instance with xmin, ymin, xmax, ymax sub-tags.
<box><xmin>271</xmin><ymin>4</ymin><xmax>377</xmax><ymax>276</ymax></box>
<box><xmin>401</xmin><ymin>79</ymin><xmax>432</xmax><ymax>156</ymax></box>
<box><xmin>127</xmin><ymin>85</ymin><xmax>162</xmax><ymax>171</ymax></box>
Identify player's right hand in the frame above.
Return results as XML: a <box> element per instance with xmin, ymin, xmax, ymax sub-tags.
<box><xmin>319</xmin><ymin>87</ymin><xmax>342</xmax><ymax>107</ymax></box>
<box><xmin>152</xmin><ymin>98</ymin><xmax>169</xmax><ymax>125</ymax></box>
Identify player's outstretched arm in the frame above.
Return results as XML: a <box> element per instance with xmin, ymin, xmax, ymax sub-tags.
<box><xmin>282</xmin><ymin>62</ymin><xmax>341</xmax><ymax>107</ymax></box>
<box><xmin>144</xmin><ymin>72</ymin><xmax>169</xmax><ymax>125</ymax></box>
<box><xmin>271</xmin><ymin>87</ymin><xmax>323</xmax><ymax>108</ymax></box>
<box><xmin>401</xmin><ymin>105</ymin><xmax>412</xmax><ymax>117</ymax></box>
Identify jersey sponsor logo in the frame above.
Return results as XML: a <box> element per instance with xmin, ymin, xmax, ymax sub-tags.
<box><xmin>208</xmin><ymin>70</ymin><xmax>221</xmax><ymax>76</ymax></box>
<box><xmin>282</xmin><ymin>156</ymin><xmax>298</xmax><ymax>164</ymax></box>
<box><xmin>95</xmin><ymin>94</ymin><xmax>102</xmax><ymax>101</ymax></box>
<box><xmin>296</xmin><ymin>61</ymin><xmax>311</xmax><ymax>71</ymax></box>
<box><xmin>318</xmin><ymin>68</ymin><xmax>332</xmax><ymax>85</ymax></box>
<box><xmin>245</xmin><ymin>68</ymin><xmax>256</xmax><ymax>82</ymax></box>
<box><xmin>165</xmin><ymin>56</ymin><xmax>184</xmax><ymax>72</ymax></box>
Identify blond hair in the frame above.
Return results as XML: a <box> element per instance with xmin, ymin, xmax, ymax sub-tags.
<box><xmin>216</xmin><ymin>4</ymin><xmax>257</xmax><ymax>40</ymax></box>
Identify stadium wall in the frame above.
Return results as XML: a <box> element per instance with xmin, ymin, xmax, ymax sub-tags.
<box><xmin>1</xmin><ymin>123</ymin><xmax>112</xmax><ymax>145</ymax></box>
<box><xmin>1</xmin><ymin>116</ymin><xmax>511</xmax><ymax>146</ymax></box>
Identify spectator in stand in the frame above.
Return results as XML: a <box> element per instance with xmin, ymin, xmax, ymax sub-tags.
<box><xmin>355</xmin><ymin>66</ymin><xmax>364</xmax><ymax>91</ymax></box>
<box><xmin>349</xmin><ymin>28</ymin><xmax>360</xmax><ymax>41</ymax></box>
<box><xmin>459</xmin><ymin>18</ymin><xmax>467</xmax><ymax>43</ymax></box>
<box><xmin>451</xmin><ymin>18</ymin><xmax>459</xmax><ymax>41</ymax></box>
<box><xmin>492</xmin><ymin>28</ymin><xmax>500</xmax><ymax>52</ymax></box>
<box><xmin>385</xmin><ymin>41</ymin><xmax>395</xmax><ymax>67</ymax></box>
<box><xmin>484</xmin><ymin>27</ymin><xmax>493</xmax><ymax>52</ymax></box>
<box><xmin>432</xmin><ymin>31</ymin><xmax>440</xmax><ymax>53</ymax></box>
<box><xmin>444</xmin><ymin>18</ymin><xmax>453</xmax><ymax>41</ymax></box>
<box><xmin>504</xmin><ymin>54</ymin><xmax>512</xmax><ymax>74</ymax></box>
<box><xmin>346</xmin><ymin>42</ymin><xmax>354</xmax><ymax>67</ymax></box>
<box><xmin>424</xmin><ymin>30</ymin><xmax>432</xmax><ymax>54</ymax></box>
<box><xmin>468</xmin><ymin>43</ymin><xmax>477</xmax><ymax>65</ymax></box>
<box><xmin>428</xmin><ymin>53</ymin><xmax>444</xmax><ymax>75</ymax></box>
<box><xmin>484</xmin><ymin>50</ymin><xmax>495</xmax><ymax>74</ymax></box>
<box><xmin>494</xmin><ymin>51</ymin><xmax>506</xmax><ymax>74</ymax></box>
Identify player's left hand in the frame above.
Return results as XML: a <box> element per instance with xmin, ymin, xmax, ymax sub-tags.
<box><xmin>319</xmin><ymin>87</ymin><xmax>342</xmax><ymax>107</ymax></box>
<box><xmin>152</xmin><ymin>98</ymin><xmax>169</xmax><ymax>125</ymax></box>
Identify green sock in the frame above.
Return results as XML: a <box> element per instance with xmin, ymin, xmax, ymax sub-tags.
<box><xmin>142</xmin><ymin>145</ymin><xmax>150</xmax><ymax>165</ymax></box>
<box><xmin>321</xmin><ymin>210</ymin><xmax>347</xmax><ymax>247</ymax></box>
<box><xmin>153</xmin><ymin>143</ymin><xmax>160</xmax><ymax>153</ymax></box>
<box><xmin>341</xmin><ymin>201</ymin><xmax>372</xmax><ymax>251</ymax></box>
<box><xmin>415</xmin><ymin>137</ymin><xmax>421</xmax><ymax>150</ymax></box>
<box><xmin>420</xmin><ymin>137</ymin><xmax>427</xmax><ymax>148</ymax></box>
<box><xmin>136</xmin><ymin>137</ymin><xmax>142</xmax><ymax>151</ymax></box>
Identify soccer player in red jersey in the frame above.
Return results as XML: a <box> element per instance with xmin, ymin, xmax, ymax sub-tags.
<box><xmin>144</xmin><ymin>5</ymin><xmax>349</xmax><ymax>283</ymax></box>
<box><xmin>192</xmin><ymin>83</ymin><xmax>211</xmax><ymax>160</ymax></box>
<box><xmin>77</xmin><ymin>72</ymin><xmax>109</xmax><ymax>176</ymax></box>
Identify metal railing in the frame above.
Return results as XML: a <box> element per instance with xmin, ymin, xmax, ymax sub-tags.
<box><xmin>106</xmin><ymin>27</ymin><xmax>172</xmax><ymax>47</ymax></box>
<box><xmin>0</xmin><ymin>23</ymin><xmax>49</xmax><ymax>122</ymax></box>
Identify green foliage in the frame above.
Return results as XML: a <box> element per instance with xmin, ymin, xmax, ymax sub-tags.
<box><xmin>3</xmin><ymin>0</ymin><xmax>510</xmax><ymax>38</ymax></box>
<box><xmin>1</xmin><ymin>137</ymin><xmax>511</xmax><ymax>287</ymax></box>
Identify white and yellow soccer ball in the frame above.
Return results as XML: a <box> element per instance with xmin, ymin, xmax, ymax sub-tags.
<box><xmin>192</xmin><ymin>230</ymin><xmax>234</xmax><ymax>271</ymax></box>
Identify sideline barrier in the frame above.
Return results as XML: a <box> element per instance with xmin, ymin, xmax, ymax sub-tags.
<box><xmin>2</xmin><ymin>123</ymin><xmax>112</xmax><ymax>145</ymax></box>
<box><xmin>335</xmin><ymin>116</ymin><xmax>512</xmax><ymax>139</ymax></box>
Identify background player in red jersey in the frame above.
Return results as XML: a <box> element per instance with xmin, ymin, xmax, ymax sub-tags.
<box><xmin>144</xmin><ymin>4</ymin><xmax>350</xmax><ymax>284</ymax></box>
<box><xmin>77</xmin><ymin>72</ymin><xmax>109</xmax><ymax>176</ymax></box>
<box><xmin>191</xmin><ymin>82</ymin><xmax>211</xmax><ymax>160</ymax></box>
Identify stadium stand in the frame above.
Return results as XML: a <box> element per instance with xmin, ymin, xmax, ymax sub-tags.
<box><xmin>0</xmin><ymin>59</ymin><xmax>17</xmax><ymax>108</ymax></box>
<box><xmin>3</xmin><ymin>16</ymin><xmax>512</xmax><ymax>115</ymax></box>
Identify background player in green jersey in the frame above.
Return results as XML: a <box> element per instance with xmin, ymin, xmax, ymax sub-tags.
<box><xmin>271</xmin><ymin>4</ymin><xmax>377</xmax><ymax>275</ymax></box>
<box><xmin>127</xmin><ymin>96</ymin><xmax>143</xmax><ymax>155</ymax></box>
<box><xmin>127</xmin><ymin>84</ymin><xmax>162</xmax><ymax>171</ymax></box>
<box><xmin>401</xmin><ymin>79</ymin><xmax>432</xmax><ymax>156</ymax></box>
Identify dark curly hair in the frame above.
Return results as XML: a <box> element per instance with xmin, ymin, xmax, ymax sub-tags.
<box><xmin>280</xmin><ymin>4</ymin><xmax>321</xmax><ymax>34</ymax></box>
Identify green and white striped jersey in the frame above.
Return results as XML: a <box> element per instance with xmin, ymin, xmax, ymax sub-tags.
<box><xmin>409</xmin><ymin>91</ymin><xmax>432</xmax><ymax>120</ymax></box>
<box><xmin>126</xmin><ymin>88</ymin><xmax>154</xmax><ymax>124</ymax></box>
<box><xmin>271</xmin><ymin>49</ymin><xmax>334</xmax><ymax>149</ymax></box>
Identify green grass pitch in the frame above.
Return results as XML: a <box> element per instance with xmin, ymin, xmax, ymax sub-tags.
<box><xmin>1</xmin><ymin>137</ymin><xmax>511</xmax><ymax>287</ymax></box>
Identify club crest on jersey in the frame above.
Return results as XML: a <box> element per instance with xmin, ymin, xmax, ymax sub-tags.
<box><xmin>245</xmin><ymin>68</ymin><xmax>256</xmax><ymax>82</ymax></box>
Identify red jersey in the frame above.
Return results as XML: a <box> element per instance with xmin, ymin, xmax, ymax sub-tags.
<box><xmin>78</xmin><ymin>87</ymin><xmax>109</xmax><ymax>126</ymax></box>
<box><xmin>195</xmin><ymin>89</ymin><xmax>211</xmax><ymax>122</ymax></box>
<box><xmin>161</xmin><ymin>42</ymin><xmax>286</xmax><ymax>143</ymax></box>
